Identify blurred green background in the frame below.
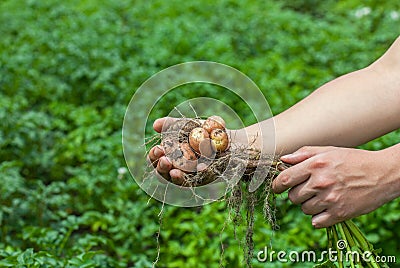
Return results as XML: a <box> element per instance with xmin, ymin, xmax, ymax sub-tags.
<box><xmin>0</xmin><ymin>0</ymin><xmax>399</xmax><ymax>267</ymax></box>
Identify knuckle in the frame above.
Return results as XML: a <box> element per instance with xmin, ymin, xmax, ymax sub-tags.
<box><xmin>334</xmin><ymin>209</ymin><xmax>348</xmax><ymax>221</ymax></box>
<box><xmin>280</xmin><ymin>174</ymin><xmax>291</xmax><ymax>187</ymax></box>
<box><xmin>323</xmin><ymin>192</ymin><xmax>339</xmax><ymax>204</ymax></box>
<box><xmin>309</xmin><ymin>157</ymin><xmax>328</xmax><ymax>169</ymax></box>
<box><xmin>312</xmin><ymin>176</ymin><xmax>334</xmax><ymax>190</ymax></box>
<box><xmin>330</xmin><ymin>201</ymin><xmax>348</xmax><ymax>221</ymax></box>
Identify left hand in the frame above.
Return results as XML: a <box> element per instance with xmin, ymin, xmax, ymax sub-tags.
<box><xmin>272</xmin><ymin>146</ymin><xmax>399</xmax><ymax>228</ymax></box>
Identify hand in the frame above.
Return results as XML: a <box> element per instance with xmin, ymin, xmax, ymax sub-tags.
<box><xmin>147</xmin><ymin>117</ymin><xmax>188</xmax><ymax>182</ymax></box>
<box><xmin>272</xmin><ymin>146</ymin><xmax>400</xmax><ymax>228</ymax></box>
<box><xmin>147</xmin><ymin>117</ymin><xmax>252</xmax><ymax>183</ymax></box>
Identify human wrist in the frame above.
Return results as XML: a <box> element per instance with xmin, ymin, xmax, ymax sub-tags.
<box><xmin>375</xmin><ymin>144</ymin><xmax>400</xmax><ymax>202</ymax></box>
<box><xmin>228</xmin><ymin>128</ymin><xmax>256</xmax><ymax>148</ymax></box>
<box><xmin>228</xmin><ymin>127</ymin><xmax>263</xmax><ymax>152</ymax></box>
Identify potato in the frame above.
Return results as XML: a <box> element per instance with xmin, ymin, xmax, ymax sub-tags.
<box><xmin>173</xmin><ymin>142</ymin><xmax>197</xmax><ymax>172</ymax></box>
<box><xmin>198</xmin><ymin>138</ymin><xmax>216</xmax><ymax>158</ymax></box>
<box><xmin>189</xmin><ymin>127</ymin><xmax>209</xmax><ymax>153</ymax></box>
<box><xmin>210</xmin><ymin>129</ymin><xmax>229</xmax><ymax>152</ymax></box>
<box><xmin>202</xmin><ymin>115</ymin><xmax>226</xmax><ymax>134</ymax></box>
<box><xmin>162</xmin><ymin>139</ymin><xmax>197</xmax><ymax>173</ymax></box>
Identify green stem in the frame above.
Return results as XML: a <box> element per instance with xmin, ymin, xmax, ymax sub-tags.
<box><xmin>344</xmin><ymin>221</ymin><xmax>372</xmax><ymax>251</ymax></box>
<box><xmin>326</xmin><ymin>227</ymin><xmax>333</xmax><ymax>249</ymax></box>
<box><xmin>341</xmin><ymin>222</ymin><xmax>371</xmax><ymax>267</ymax></box>
<box><xmin>57</xmin><ymin>226</ymin><xmax>73</xmax><ymax>256</ymax></box>
<box><xmin>337</xmin><ymin>223</ymin><xmax>355</xmax><ymax>268</ymax></box>
<box><xmin>340</xmin><ymin>222</ymin><xmax>356</xmax><ymax>249</ymax></box>
<box><xmin>331</xmin><ymin>225</ymin><xmax>344</xmax><ymax>268</ymax></box>
<box><xmin>343</xmin><ymin>221</ymin><xmax>381</xmax><ymax>268</ymax></box>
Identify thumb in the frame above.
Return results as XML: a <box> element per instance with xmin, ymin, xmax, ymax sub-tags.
<box><xmin>153</xmin><ymin>117</ymin><xmax>177</xmax><ymax>133</ymax></box>
<box><xmin>281</xmin><ymin>146</ymin><xmax>335</xmax><ymax>164</ymax></box>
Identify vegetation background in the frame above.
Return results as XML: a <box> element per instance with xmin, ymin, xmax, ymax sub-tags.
<box><xmin>0</xmin><ymin>0</ymin><xmax>399</xmax><ymax>267</ymax></box>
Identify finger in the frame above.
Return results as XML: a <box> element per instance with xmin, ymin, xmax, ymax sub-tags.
<box><xmin>155</xmin><ymin>171</ymin><xmax>171</xmax><ymax>184</ymax></box>
<box><xmin>197</xmin><ymin>162</ymin><xmax>209</xmax><ymax>172</ymax></box>
<box><xmin>300</xmin><ymin>196</ymin><xmax>326</xmax><ymax>216</ymax></box>
<box><xmin>312</xmin><ymin>211</ymin><xmax>338</xmax><ymax>229</ymax></box>
<box><xmin>153</xmin><ymin>117</ymin><xmax>176</xmax><ymax>133</ymax></box>
<box><xmin>288</xmin><ymin>181</ymin><xmax>316</xmax><ymax>205</ymax></box>
<box><xmin>157</xmin><ymin>156</ymin><xmax>173</xmax><ymax>178</ymax></box>
<box><xmin>170</xmin><ymin>169</ymin><xmax>187</xmax><ymax>186</ymax></box>
<box><xmin>281</xmin><ymin>146</ymin><xmax>335</xmax><ymax>165</ymax></box>
<box><xmin>148</xmin><ymin>145</ymin><xmax>165</xmax><ymax>167</ymax></box>
<box><xmin>272</xmin><ymin>162</ymin><xmax>311</xmax><ymax>194</ymax></box>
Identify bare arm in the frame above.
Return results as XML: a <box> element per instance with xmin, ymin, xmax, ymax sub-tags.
<box><xmin>266</xmin><ymin>36</ymin><xmax>400</xmax><ymax>228</ymax></box>
<box><xmin>149</xmin><ymin>37</ymin><xmax>400</xmax><ymax>227</ymax></box>
<box><xmin>238</xmin><ymin>36</ymin><xmax>400</xmax><ymax>154</ymax></box>
<box><xmin>150</xmin><ymin>36</ymin><xmax>400</xmax><ymax>181</ymax></box>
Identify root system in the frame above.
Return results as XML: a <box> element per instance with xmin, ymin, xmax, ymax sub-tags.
<box><xmin>145</xmin><ymin>118</ymin><xmax>289</xmax><ymax>267</ymax></box>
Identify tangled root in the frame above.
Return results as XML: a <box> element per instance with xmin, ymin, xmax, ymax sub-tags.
<box><xmin>146</xmin><ymin>118</ymin><xmax>289</xmax><ymax>268</ymax></box>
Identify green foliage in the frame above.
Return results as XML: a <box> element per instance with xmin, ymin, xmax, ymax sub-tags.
<box><xmin>0</xmin><ymin>0</ymin><xmax>399</xmax><ymax>267</ymax></box>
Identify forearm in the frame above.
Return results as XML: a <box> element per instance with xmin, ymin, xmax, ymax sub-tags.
<box><xmin>237</xmin><ymin>37</ymin><xmax>400</xmax><ymax>154</ymax></box>
<box><xmin>274</xmin><ymin>64</ymin><xmax>400</xmax><ymax>153</ymax></box>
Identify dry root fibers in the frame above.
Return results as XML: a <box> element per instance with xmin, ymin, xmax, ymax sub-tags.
<box><xmin>145</xmin><ymin>118</ymin><xmax>289</xmax><ymax>268</ymax></box>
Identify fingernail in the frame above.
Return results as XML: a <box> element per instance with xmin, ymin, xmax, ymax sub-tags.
<box><xmin>311</xmin><ymin>219</ymin><xmax>319</xmax><ymax>228</ymax></box>
<box><xmin>154</xmin><ymin>146</ymin><xmax>163</xmax><ymax>157</ymax></box>
<box><xmin>160</xmin><ymin>157</ymin><xmax>171</xmax><ymax>169</ymax></box>
<box><xmin>159</xmin><ymin>159</ymin><xmax>166</xmax><ymax>169</ymax></box>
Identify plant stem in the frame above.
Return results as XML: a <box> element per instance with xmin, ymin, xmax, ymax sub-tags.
<box><xmin>344</xmin><ymin>221</ymin><xmax>371</xmax><ymax>251</ymax></box>
<box><xmin>331</xmin><ymin>225</ymin><xmax>344</xmax><ymax>268</ymax></box>
<box><xmin>326</xmin><ymin>227</ymin><xmax>333</xmax><ymax>249</ymax></box>
<box><xmin>343</xmin><ymin>221</ymin><xmax>382</xmax><ymax>268</ymax></box>
<box><xmin>337</xmin><ymin>223</ymin><xmax>355</xmax><ymax>268</ymax></box>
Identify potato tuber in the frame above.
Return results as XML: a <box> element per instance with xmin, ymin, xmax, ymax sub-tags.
<box><xmin>198</xmin><ymin>138</ymin><xmax>216</xmax><ymax>158</ymax></box>
<box><xmin>189</xmin><ymin>127</ymin><xmax>209</xmax><ymax>153</ymax></box>
<box><xmin>202</xmin><ymin>115</ymin><xmax>226</xmax><ymax>134</ymax></box>
<box><xmin>210</xmin><ymin>129</ymin><xmax>229</xmax><ymax>152</ymax></box>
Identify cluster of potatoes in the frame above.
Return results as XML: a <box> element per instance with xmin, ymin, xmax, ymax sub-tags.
<box><xmin>188</xmin><ymin>115</ymin><xmax>229</xmax><ymax>158</ymax></box>
<box><xmin>161</xmin><ymin>116</ymin><xmax>229</xmax><ymax>182</ymax></box>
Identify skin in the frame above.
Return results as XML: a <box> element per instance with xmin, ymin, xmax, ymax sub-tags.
<box><xmin>148</xmin><ymin>36</ymin><xmax>400</xmax><ymax>228</ymax></box>
<box><xmin>273</xmin><ymin>145</ymin><xmax>400</xmax><ymax>228</ymax></box>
